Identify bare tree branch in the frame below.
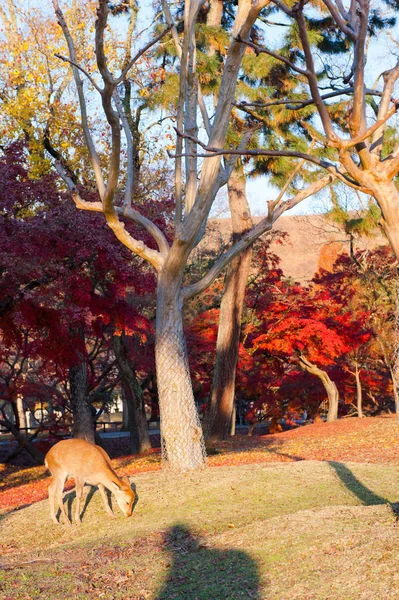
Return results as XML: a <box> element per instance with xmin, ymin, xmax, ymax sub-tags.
<box><xmin>269</xmin><ymin>0</ymin><xmax>294</xmax><ymax>16</ymax></box>
<box><xmin>113</xmin><ymin>89</ymin><xmax>134</xmax><ymax>208</ymax></box>
<box><xmin>350</xmin><ymin>0</ymin><xmax>369</xmax><ymax>137</ymax></box>
<box><xmin>171</xmin><ymin>128</ymin><xmax>371</xmax><ymax>192</ymax></box>
<box><xmin>293</xmin><ymin>3</ymin><xmax>338</xmax><ymax>144</ymax></box>
<box><xmin>54</xmin><ymin>53</ymin><xmax>103</xmax><ymax>93</ymax></box>
<box><xmin>235</xmin><ymin>87</ymin><xmax>384</xmax><ymax>110</ymax></box>
<box><xmin>114</xmin><ymin>23</ymin><xmax>173</xmax><ymax>85</ymax></box>
<box><xmin>335</xmin><ymin>104</ymin><xmax>398</xmax><ymax>149</ymax></box>
<box><xmin>183</xmin><ymin>0</ymin><xmax>203</xmax><ymax>216</ymax></box>
<box><xmin>219</xmin><ymin>127</ymin><xmax>261</xmax><ymax>187</ymax></box>
<box><xmin>371</xmin><ymin>60</ymin><xmax>399</xmax><ymax>157</ymax></box>
<box><xmin>322</xmin><ymin>0</ymin><xmax>357</xmax><ymax>41</ymax></box>
<box><xmin>175</xmin><ymin>0</ymin><xmax>271</xmax><ymax>245</ymax></box>
<box><xmin>236</xmin><ymin>35</ymin><xmax>309</xmax><ymax>75</ymax></box>
<box><xmin>54</xmin><ymin>162</ymin><xmax>168</xmax><ymax>267</ymax></box>
<box><xmin>162</xmin><ymin>0</ymin><xmax>212</xmax><ymax>136</ymax></box>
<box><xmin>52</xmin><ymin>0</ymin><xmax>105</xmax><ymax>199</ymax></box>
<box><xmin>182</xmin><ymin>174</ymin><xmax>335</xmax><ymax>301</ymax></box>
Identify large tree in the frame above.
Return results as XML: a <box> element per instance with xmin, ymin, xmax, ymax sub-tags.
<box><xmin>198</xmin><ymin>0</ymin><xmax>399</xmax><ymax>261</ymax></box>
<box><xmin>45</xmin><ymin>0</ymin><xmax>332</xmax><ymax>471</ymax></box>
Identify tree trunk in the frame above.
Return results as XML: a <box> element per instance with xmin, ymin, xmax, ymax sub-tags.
<box><xmin>156</xmin><ymin>278</ymin><xmax>206</xmax><ymax>470</ymax></box>
<box><xmin>11</xmin><ymin>398</ymin><xmax>20</xmax><ymax>430</ymax></box>
<box><xmin>389</xmin><ymin>366</ymin><xmax>399</xmax><ymax>419</ymax></box>
<box><xmin>372</xmin><ymin>181</ymin><xmax>399</xmax><ymax>262</ymax></box>
<box><xmin>16</xmin><ymin>395</ymin><xmax>27</xmax><ymax>430</ymax></box>
<box><xmin>205</xmin><ymin>164</ymin><xmax>253</xmax><ymax>440</ymax></box>
<box><xmin>354</xmin><ymin>363</ymin><xmax>363</xmax><ymax>418</ymax></box>
<box><xmin>122</xmin><ymin>393</ymin><xmax>129</xmax><ymax>429</ymax></box>
<box><xmin>207</xmin><ymin>0</ymin><xmax>223</xmax><ymax>28</ymax></box>
<box><xmin>69</xmin><ymin>358</ymin><xmax>95</xmax><ymax>443</ymax></box>
<box><xmin>230</xmin><ymin>402</ymin><xmax>236</xmax><ymax>436</ymax></box>
<box><xmin>299</xmin><ymin>357</ymin><xmax>339</xmax><ymax>422</ymax></box>
<box><xmin>113</xmin><ymin>335</ymin><xmax>151</xmax><ymax>454</ymax></box>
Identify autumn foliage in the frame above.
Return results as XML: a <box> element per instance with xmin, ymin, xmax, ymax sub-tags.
<box><xmin>0</xmin><ymin>139</ymin><xmax>397</xmax><ymax>462</ymax></box>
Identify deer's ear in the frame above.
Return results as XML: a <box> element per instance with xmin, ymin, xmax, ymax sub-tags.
<box><xmin>122</xmin><ymin>476</ymin><xmax>131</xmax><ymax>486</ymax></box>
<box><xmin>111</xmin><ymin>481</ymin><xmax>121</xmax><ymax>492</ymax></box>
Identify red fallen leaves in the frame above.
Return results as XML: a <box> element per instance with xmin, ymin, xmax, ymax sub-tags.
<box><xmin>2</xmin><ymin>416</ymin><xmax>399</xmax><ymax>514</ymax></box>
<box><xmin>0</xmin><ymin>478</ymin><xmax>55</xmax><ymax>512</ymax></box>
<box><xmin>0</xmin><ymin>450</ymin><xmax>162</xmax><ymax>514</ymax></box>
<box><xmin>208</xmin><ymin>416</ymin><xmax>399</xmax><ymax>467</ymax></box>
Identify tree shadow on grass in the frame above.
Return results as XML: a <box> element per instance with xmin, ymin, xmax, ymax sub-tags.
<box><xmin>155</xmin><ymin>524</ymin><xmax>261</xmax><ymax>600</ymax></box>
<box><xmin>328</xmin><ymin>461</ymin><xmax>399</xmax><ymax>517</ymax></box>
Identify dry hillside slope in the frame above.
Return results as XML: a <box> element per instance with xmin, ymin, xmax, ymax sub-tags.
<box><xmin>203</xmin><ymin>214</ymin><xmax>388</xmax><ymax>282</ymax></box>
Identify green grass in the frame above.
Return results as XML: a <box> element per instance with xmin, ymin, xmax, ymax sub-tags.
<box><xmin>1</xmin><ymin>460</ymin><xmax>399</xmax><ymax>598</ymax></box>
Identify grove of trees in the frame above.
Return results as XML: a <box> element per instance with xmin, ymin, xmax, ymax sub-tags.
<box><xmin>2</xmin><ymin>0</ymin><xmax>399</xmax><ymax>471</ymax></box>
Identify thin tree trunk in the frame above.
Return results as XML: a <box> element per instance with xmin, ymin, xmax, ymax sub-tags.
<box><xmin>389</xmin><ymin>366</ymin><xmax>399</xmax><ymax>419</ymax></box>
<box><xmin>16</xmin><ymin>395</ymin><xmax>27</xmax><ymax>430</ymax></box>
<box><xmin>113</xmin><ymin>334</ymin><xmax>151</xmax><ymax>454</ymax></box>
<box><xmin>230</xmin><ymin>402</ymin><xmax>236</xmax><ymax>436</ymax></box>
<box><xmin>69</xmin><ymin>358</ymin><xmax>95</xmax><ymax>443</ymax></box>
<box><xmin>205</xmin><ymin>164</ymin><xmax>253</xmax><ymax>440</ymax></box>
<box><xmin>156</xmin><ymin>278</ymin><xmax>206</xmax><ymax>470</ymax></box>
<box><xmin>354</xmin><ymin>363</ymin><xmax>363</xmax><ymax>418</ymax></box>
<box><xmin>11</xmin><ymin>399</ymin><xmax>20</xmax><ymax>430</ymax></box>
<box><xmin>299</xmin><ymin>357</ymin><xmax>339</xmax><ymax>422</ymax></box>
<box><xmin>122</xmin><ymin>392</ymin><xmax>129</xmax><ymax>429</ymax></box>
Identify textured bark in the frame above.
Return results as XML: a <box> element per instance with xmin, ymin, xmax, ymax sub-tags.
<box><xmin>69</xmin><ymin>358</ymin><xmax>95</xmax><ymax>443</ymax></box>
<box><xmin>368</xmin><ymin>181</ymin><xmax>399</xmax><ymax>261</ymax></box>
<box><xmin>299</xmin><ymin>357</ymin><xmax>339</xmax><ymax>422</ymax></box>
<box><xmin>54</xmin><ymin>0</ymin><xmax>270</xmax><ymax>472</ymax></box>
<box><xmin>207</xmin><ymin>0</ymin><xmax>223</xmax><ymax>28</ymax></box>
<box><xmin>205</xmin><ymin>164</ymin><xmax>253</xmax><ymax>440</ymax></box>
<box><xmin>113</xmin><ymin>335</ymin><xmax>151</xmax><ymax>454</ymax></box>
<box><xmin>156</xmin><ymin>276</ymin><xmax>206</xmax><ymax>470</ymax></box>
<box><xmin>325</xmin><ymin>380</ymin><xmax>339</xmax><ymax>422</ymax></box>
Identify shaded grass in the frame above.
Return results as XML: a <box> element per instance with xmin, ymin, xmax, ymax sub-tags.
<box><xmin>2</xmin><ymin>460</ymin><xmax>399</xmax><ymax>598</ymax></box>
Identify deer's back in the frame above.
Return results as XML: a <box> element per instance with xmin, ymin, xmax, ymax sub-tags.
<box><xmin>45</xmin><ymin>439</ymin><xmax>113</xmax><ymax>484</ymax></box>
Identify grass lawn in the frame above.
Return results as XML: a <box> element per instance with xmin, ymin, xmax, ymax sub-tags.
<box><xmin>1</xmin><ymin>417</ymin><xmax>399</xmax><ymax>598</ymax></box>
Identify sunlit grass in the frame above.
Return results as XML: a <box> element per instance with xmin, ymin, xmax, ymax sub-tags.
<box><xmin>2</xmin><ymin>460</ymin><xmax>399</xmax><ymax>598</ymax></box>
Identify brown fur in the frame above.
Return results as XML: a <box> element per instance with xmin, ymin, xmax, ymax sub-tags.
<box><xmin>45</xmin><ymin>439</ymin><xmax>135</xmax><ymax>525</ymax></box>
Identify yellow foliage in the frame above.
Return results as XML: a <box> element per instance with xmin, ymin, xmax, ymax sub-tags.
<box><xmin>0</xmin><ymin>0</ymin><xmax>103</xmax><ymax>178</ymax></box>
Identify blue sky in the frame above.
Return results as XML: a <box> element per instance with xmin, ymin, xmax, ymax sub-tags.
<box><xmin>18</xmin><ymin>1</ymin><xmax>399</xmax><ymax>217</ymax></box>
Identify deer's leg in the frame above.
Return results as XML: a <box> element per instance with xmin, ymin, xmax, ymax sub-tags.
<box><xmin>98</xmin><ymin>483</ymin><xmax>114</xmax><ymax>517</ymax></box>
<box><xmin>74</xmin><ymin>478</ymin><xmax>84</xmax><ymax>524</ymax></box>
<box><xmin>48</xmin><ymin>476</ymin><xmax>59</xmax><ymax>525</ymax></box>
<box><xmin>55</xmin><ymin>471</ymin><xmax>70</xmax><ymax>525</ymax></box>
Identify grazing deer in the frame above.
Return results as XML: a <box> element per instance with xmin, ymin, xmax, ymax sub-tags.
<box><xmin>45</xmin><ymin>438</ymin><xmax>135</xmax><ymax>525</ymax></box>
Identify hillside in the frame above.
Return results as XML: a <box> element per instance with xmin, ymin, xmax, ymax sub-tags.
<box><xmin>2</xmin><ymin>417</ymin><xmax>399</xmax><ymax>599</ymax></box>
<box><xmin>203</xmin><ymin>214</ymin><xmax>388</xmax><ymax>283</ymax></box>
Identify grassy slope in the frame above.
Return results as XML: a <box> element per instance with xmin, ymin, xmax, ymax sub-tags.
<box><xmin>3</xmin><ymin>416</ymin><xmax>399</xmax><ymax>515</ymax></box>
<box><xmin>2</xmin><ymin>459</ymin><xmax>399</xmax><ymax>599</ymax></box>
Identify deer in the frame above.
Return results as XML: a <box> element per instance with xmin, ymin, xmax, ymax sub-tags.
<box><xmin>45</xmin><ymin>438</ymin><xmax>135</xmax><ymax>525</ymax></box>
